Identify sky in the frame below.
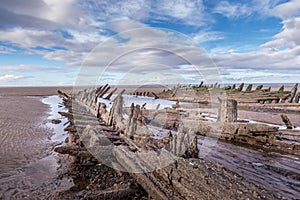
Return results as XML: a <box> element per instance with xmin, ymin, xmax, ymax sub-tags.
<box><xmin>0</xmin><ymin>0</ymin><xmax>300</xmax><ymax>86</ymax></box>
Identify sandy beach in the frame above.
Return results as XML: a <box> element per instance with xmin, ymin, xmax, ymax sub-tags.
<box><xmin>0</xmin><ymin>87</ymin><xmax>72</xmax><ymax>199</ymax></box>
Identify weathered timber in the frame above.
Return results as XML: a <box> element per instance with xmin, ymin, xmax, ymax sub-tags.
<box><xmin>58</xmin><ymin>111</ymin><xmax>73</xmax><ymax>119</ymax></box>
<box><xmin>237</xmin><ymin>83</ymin><xmax>244</xmax><ymax>91</ymax></box>
<box><xmin>294</xmin><ymin>92</ymin><xmax>300</xmax><ymax>103</ymax></box>
<box><xmin>152</xmin><ymin>92</ymin><xmax>159</xmax><ymax>99</ymax></box>
<box><xmin>169</xmin><ymin>124</ymin><xmax>199</xmax><ymax>158</ymax></box>
<box><xmin>58</xmin><ymin>87</ymin><xmax>300</xmax><ymax>200</ymax></box>
<box><xmin>199</xmin><ymin>81</ymin><xmax>203</xmax><ymax>87</ymax></box>
<box><xmin>54</xmin><ymin>146</ymin><xmax>94</xmax><ymax>159</ymax></box>
<box><xmin>224</xmin><ymin>86</ymin><xmax>231</xmax><ymax>90</ymax></box>
<box><xmin>96</xmin><ymin>84</ymin><xmax>109</xmax><ymax>96</ymax></box>
<box><xmin>99</xmin><ymin>86</ymin><xmax>111</xmax><ymax>98</ymax></box>
<box><xmin>257</xmin><ymin>97</ymin><xmax>280</xmax><ymax>104</ymax></box>
<box><xmin>95</xmin><ymin>86</ymin><xmax>103</xmax><ymax>94</ymax></box>
<box><xmin>108</xmin><ymin>92</ymin><xmax>124</xmax><ymax>127</ymax></box>
<box><xmin>255</xmin><ymin>85</ymin><xmax>263</xmax><ymax>90</ymax></box>
<box><xmin>289</xmin><ymin>83</ymin><xmax>298</xmax><ymax>103</ymax></box>
<box><xmin>57</xmin><ymin>90</ymin><xmax>70</xmax><ymax>99</ymax></box>
<box><xmin>280</xmin><ymin>114</ymin><xmax>293</xmax><ymax>129</ymax></box>
<box><xmin>104</xmin><ymin>87</ymin><xmax>117</xmax><ymax>100</ymax></box>
<box><xmin>245</xmin><ymin>84</ymin><xmax>252</xmax><ymax>92</ymax></box>
<box><xmin>114</xmin><ymin>146</ymin><xmax>278</xmax><ymax>199</ymax></box>
<box><xmin>278</xmin><ymin>85</ymin><xmax>284</xmax><ymax>92</ymax></box>
<box><xmin>217</xmin><ymin>99</ymin><xmax>237</xmax><ymax>122</ymax></box>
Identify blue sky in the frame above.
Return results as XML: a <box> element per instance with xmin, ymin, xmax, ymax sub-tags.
<box><xmin>0</xmin><ymin>0</ymin><xmax>300</xmax><ymax>86</ymax></box>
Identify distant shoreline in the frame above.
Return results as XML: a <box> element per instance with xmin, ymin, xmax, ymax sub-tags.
<box><xmin>0</xmin><ymin>83</ymin><xmax>298</xmax><ymax>96</ymax></box>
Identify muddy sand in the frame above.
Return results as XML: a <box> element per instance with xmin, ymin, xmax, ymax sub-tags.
<box><xmin>0</xmin><ymin>87</ymin><xmax>73</xmax><ymax>199</ymax></box>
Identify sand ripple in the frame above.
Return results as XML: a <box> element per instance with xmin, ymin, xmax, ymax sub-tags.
<box><xmin>0</xmin><ymin>96</ymin><xmax>54</xmax><ymax>199</ymax></box>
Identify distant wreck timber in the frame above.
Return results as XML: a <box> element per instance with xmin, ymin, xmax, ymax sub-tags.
<box><xmin>55</xmin><ymin>83</ymin><xmax>300</xmax><ymax>199</ymax></box>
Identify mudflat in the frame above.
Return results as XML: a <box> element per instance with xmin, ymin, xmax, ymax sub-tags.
<box><xmin>0</xmin><ymin>86</ymin><xmax>73</xmax><ymax>96</ymax></box>
<box><xmin>0</xmin><ymin>87</ymin><xmax>72</xmax><ymax>199</ymax></box>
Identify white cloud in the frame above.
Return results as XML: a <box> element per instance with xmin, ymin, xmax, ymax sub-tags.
<box><xmin>157</xmin><ymin>0</ymin><xmax>203</xmax><ymax>19</ymax></box>
<box><xmin>0</xmin><ymin>0</ymin><xmax>299</xmax><ymax>86</ymax></box>
<box><xmin>212</xmin><ymin>0</ymin><xmax>288</xmax><ymax>19</ymax></box>
<box><xmin>81</xmin><ymin>0</ymin><xmax>208</xmax><ymax>27</ymax></box>
<box><xmin>192</xmin><ymin>31</ymin><xmax>224</xmax><ymax>44</ymax></box>
<box><xmin>0</xmin><ymin>27</ymin><xmax>107</xmax><ymax>51</ymax></box>
<box><xmin>81</xmin><ymin>0</ymin><xmax>149</xmax><ymax>22</ymax></box>
<box><xmin>212</xmin><ymin>45</ymin><xmax>300</xmax><ymax>82</ymax></box>
<box><xmin>0</xmin><ymin>74</ymin><xmax>25</xmax><ymax>82</ymax></box>
<box><xmin>213</xmin><ymin>1</ymin><xmax>250</xmax><ymax>18</ymax></box>
<box><xmin>0</xmin><ymin>28</ymin><xmax>66</xmax><ymax>49</ymax></box>
<box><xmin>0</xmin><ymin>64</ymin><xmax>68</xmax><ymax>73</ymax></box>
<box><xmin>261</xmin><ymin>17</ymin><xmax>300</xmax><ymax>50</ymax></box>
<box><xmin>154</xmin><ymin>0</ymin><xmax>207</xmax><ymax>26</ymax></box>
<box><xmin>0</xmin><ymin>0</ymin><xmax>85</xmax><ymax>29</ymax></box>
<box><xmin>273</xmin><ymin>0</ymin><xmax>300</xmax><ymax>19</ymax></box>
<box><xmin>43</xmin><ymin>50</ymin><xmax>85</xmax><ymax>66</ymax></box>
<box><xmin>214</xmin><ymin>46</ymin><xmax>300</xmax><ymax>69</ymax></box>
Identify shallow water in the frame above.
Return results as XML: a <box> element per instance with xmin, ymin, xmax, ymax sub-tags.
<box><xmin>42</xmin><ymin>95</ymin><xmax>68</xmax><ymax>142</ymax></box>
<box><xmin>99</xmin><ymin>94</ymin><xmax>176</xmax><ymax>110</ymax></box>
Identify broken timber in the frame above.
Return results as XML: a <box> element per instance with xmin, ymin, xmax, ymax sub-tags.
<box><xmin>56</xmin><ymin>85</ymin><xmax>300</xmax><ymax>199</ymax></box>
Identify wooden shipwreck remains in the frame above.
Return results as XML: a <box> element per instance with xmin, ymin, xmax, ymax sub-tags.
<box><xmin>55</xmin><ymin>84</ymin><xmax>300</xmax><ymax>199</ymax></box>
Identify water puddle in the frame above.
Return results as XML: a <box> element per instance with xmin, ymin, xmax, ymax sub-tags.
<box><xmin>42</xmin><ymin>95</ymin><xmax>68</xmax><ymax>142</ymax></box>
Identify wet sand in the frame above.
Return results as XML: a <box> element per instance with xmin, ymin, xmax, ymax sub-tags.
<box><xmin>0</xmin><ymin>88</ymin><xmax>72</xmax><ymax>199</ymax></box>
<box><xmin>0</xmin><ymin>86</ymin><xmax>73</xmax><ymax>96</ymax></box>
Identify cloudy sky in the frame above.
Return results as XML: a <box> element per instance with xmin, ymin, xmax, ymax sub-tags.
<box><xmin>0</xmin><ymin>0</ymin><xmax>300</xmax><ymax>86</ymax></box>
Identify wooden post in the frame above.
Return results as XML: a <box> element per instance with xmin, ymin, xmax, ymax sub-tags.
<box><xmin>199</xmin><ymin>81</ymin><xmax>203</xmax><ymax>87</ymax></box>
<box><xmin>255</xmin><ymin>85</ymin><xmax>263</xmax><ymax>91</ymax></box>
<box><xmin>217</xmin><ymin>99</ymin><xmax>238</xmax><ymax>122</ymax></box>
<box><xmin>280</xmin><ymin>114</ymin><xmax>293</xmax><ymax>129</ymax></box>
<box><xmin>289</xmin><ymin>83</ymin><xmax>298</xmax><ymax>103</ymax></box>
<box><xmin>232</xmin><ymin>84</ymin><xmax>236</xmax><ymax>90</ymax></box>
<box><xmin>278</xmin><ymin>85</ymin><xmax>284</xmax><ymax>93</ymax></box>
<box><xmin>152</xmin><ymin>92</ymin><xmax>159</xmax><ymax>99</ymax></box>
<box><xmin>294</xmin><ymin>92</ymin><xmax>300</xmax><ymax>103</ymax></box>
<box><xmin>237</xmin><ymin>83</ymin><xmax>244</xmax><ymax>92</ymax></box>
<box><xmin>104</xmin><ymin>88</ymin><xmax>117</xmax><ymax>100</ymax></box>
<box><xmin>245</xmin><ymin>84</ymin><xmax>252</xmax><ymax>92</ymax></box>
<box><xmin>107</xmin><ymin>92</ymin><xmax>124</xmax><ymax>127</ymax></box>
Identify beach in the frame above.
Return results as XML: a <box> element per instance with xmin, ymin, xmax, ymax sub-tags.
<box><xmin>0</xmin><ymin>85</ymin><xmax>299</xmax><ymax>199</ymax></box>
<box><xmin>0</xmin><ymin>87</ymin><xmax>72</xmax><ymax>199</ymax></box>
